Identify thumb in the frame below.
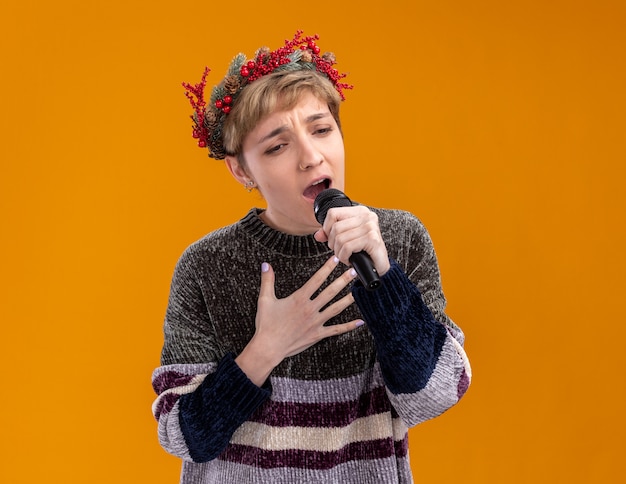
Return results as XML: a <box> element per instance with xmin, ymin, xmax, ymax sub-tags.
<box><xmin>259</xmin><ymin>262</ymin><xmax>276</xmax><ymax>299</ymax></box>
<box><xmin>314</xmin><ymin>229</ymin><xmax>328</xmax><ymax>243</ymax></box>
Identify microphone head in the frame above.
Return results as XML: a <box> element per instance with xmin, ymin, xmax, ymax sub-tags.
<box><xmin>314</xmin><ymin>188</ymin><xmax>353</xmax><ymax>225</ymax></box>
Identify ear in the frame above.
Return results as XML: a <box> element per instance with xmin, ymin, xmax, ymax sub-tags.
<box><xmin>224</xmin><ymin>155</ymin><xmax>250</xmax><ymax>185</ymax></box>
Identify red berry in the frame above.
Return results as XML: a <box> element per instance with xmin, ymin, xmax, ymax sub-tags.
<box><xmin>313</xmin><ymin>45</ymin><xmax>320</xmax><ymax>54</ymax></box>
<box><xmin>198</xmin><ymin>140</ymin><xmax>206</xmax><ymax>148</ymax></box>
<box><xmin>247</xmin><ymin>61</ymin><xmax>255</xmax><ymax>69</ymax></box>
<box><xmin>223</xmin><ymin>95</ymin><xmax>232</xmax><ymax>104</ymax></box>
<box><xmin>241</xmin><ymin>66</ymin><xmax>250</xmax><ymax>77</ymax></box>
<box><xmin>215</xmin><ymin>99</ymin><xmax>223</xmax><ymax>109</ymax></box>
<box><xmin>192</xmin><ymin>130</ymin><xmax>199</xmax><ymax>139</ymax></box>
<box><xmin>222</xmin><ymin>106</ymin><xmax>231</xmax><ymax>114</ymax></box>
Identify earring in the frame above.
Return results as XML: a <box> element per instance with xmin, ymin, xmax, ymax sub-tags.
<box><xmin>244</xmin><ymin>180</ymin><xmax>256</xmax><ymax>193</ymax></box>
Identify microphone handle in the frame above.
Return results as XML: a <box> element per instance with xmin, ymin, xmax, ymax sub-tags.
<box><xmin>349</xmin><ymin>251</ymin><xmax>381</xmax><ymax>291</ymax></box>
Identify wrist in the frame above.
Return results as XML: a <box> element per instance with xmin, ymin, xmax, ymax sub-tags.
<box><xmin>235</xmin><ymin>337</ymin><xmax>282</xmax><ymax>387</ymax></box>
<box><xmin>377</xmin><ymin>258</ymin><xmax>391</xmax><ymax>277</ymax></box>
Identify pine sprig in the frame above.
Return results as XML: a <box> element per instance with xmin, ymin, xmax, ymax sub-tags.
<box><xmin>227</xmin><ymin>54</ymin><xmax>246</xmax><ymax>77</ymax></box>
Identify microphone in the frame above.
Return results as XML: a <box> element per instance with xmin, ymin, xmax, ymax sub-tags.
<box><xmin>314</xmin><ymin>189</ymin><xmax>381</xmax><ymax>291</ymax></box>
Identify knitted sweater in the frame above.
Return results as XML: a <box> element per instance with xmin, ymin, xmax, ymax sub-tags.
<box><xmin>152</xmin><ymin>207</ymin><xmax>471</xmax><ymax>484</ymax></box>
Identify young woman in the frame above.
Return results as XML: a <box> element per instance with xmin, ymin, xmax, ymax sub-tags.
<box><xmin>152</xmin><ymin>31</ymin><xmax>471</xmax><ymax>484</ymax></box>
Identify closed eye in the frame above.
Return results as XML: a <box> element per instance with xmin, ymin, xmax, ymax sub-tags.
<box><xmin>313</xmin><ymin>127</ymin><xmax>332</xmax><ymax>135</ymax></box>
<box><xmin>265</xmin><ymin>143</ymin><xmax>287</xmax><ymax>155</ymax></box>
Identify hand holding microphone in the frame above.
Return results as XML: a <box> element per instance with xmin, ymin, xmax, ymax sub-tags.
<box><xmin>314</xmin><ymin>189</ymin><xmax>387</xmax><ymax>291</ymax></box>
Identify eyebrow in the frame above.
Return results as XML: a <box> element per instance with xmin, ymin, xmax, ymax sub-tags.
<box><xmin>258</xmin><ymin>112</ymin><xmax>331</xmax><ymax>144</ymax></box>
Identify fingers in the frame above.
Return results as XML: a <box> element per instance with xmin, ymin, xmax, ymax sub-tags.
<box><xmin>254</xmin><ymin>258</ymin><xmax>363</xmax><ymax>363</ymax></box>
<box><xmin>299</xmin><ymin>255</ymin><xmax>342</xmax><ymax>297</ymax></box>
<box><xmin>322</xmin><ymin>205</ymin><xmax>372</xmax><ymax>235</ymax></box>
<box><xmin>313</xmin><ymin>229</ymin><xmax>328</xmax><ymax>243</ymax></box>
<box><xmin>313</xmin><ymin>266</ymin><xmax>358</xmax><ymax>311</ymax></box>
<box><xmin>322</xmin><ymin>206</ymin><xmax>390</xmax><ymax>276</ymax></box>
<box><xmin>261</xmin><ymin>256</ymin><xmax>352</xmax><ymax>306</ymax></box>
<box><xmin>258</xmin><ymin>262</ymin><xmax>276</xmax><ymax>300</ymax></box>
<box><xmin>322</xmin><ymin>319</ymin><xmax>365</xmax><ymax>338</ymax></box>
<box><xmin>324</xmin><ymin>209</ymin><xmax>378</xmax><ymax>257</ymax></box>
<box><xmin>320</xmin><ymin>290</ymin><xmax>355</xmax><ymax>320</ymax></box>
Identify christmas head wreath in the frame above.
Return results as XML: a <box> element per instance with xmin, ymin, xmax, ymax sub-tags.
<box><xmin>182</xmin><ymin>30</ymin><xmax>353</xmax><ymax>160</ymax></box>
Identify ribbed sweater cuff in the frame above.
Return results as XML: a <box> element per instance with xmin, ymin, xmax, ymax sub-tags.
<box><xmin>352</xmin><ymin>260</ymin><xmax>447</xmax><ymax>394</ymax></box>
<box><xmin>352</xmin><ymin>260</ymin><xmax>422</xmax><ymax>333</ymax></box>
<box><xmin>208</xmin><ymin>352</ymin><xmax>272</xmax><ymax>411</ymax></box>
<box><xmin>353</xmin><ymin>259</ymin><xmax>419</xmax><ymax>320</ymax></box>
<box><xmin>179</xmin><ymin>353</ymin><xmax>271</xmax><ymax>462</ymax></box>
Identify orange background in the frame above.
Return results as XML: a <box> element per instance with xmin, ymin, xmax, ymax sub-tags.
<box><xmin>1</xmin><ymin>0</ymin><xmax>625</xmax><ymax>482</ymax></box>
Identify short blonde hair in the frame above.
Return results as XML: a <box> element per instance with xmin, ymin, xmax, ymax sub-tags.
<box><xmin>222</xmin><ymin>69</ymin><xmax>342</xmax><ymax>158</ymax></box>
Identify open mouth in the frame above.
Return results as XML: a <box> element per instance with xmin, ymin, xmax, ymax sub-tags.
<box><xmin>303</xmin><ymin>178</ymin><xmax>330</xmax><ymax>201</ymax></box>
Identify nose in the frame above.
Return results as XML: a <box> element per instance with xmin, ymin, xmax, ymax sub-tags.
<box><xmin>298</xmin><ymin>137</ymin><xmax>323</xmax><ymax>171</ymax></box>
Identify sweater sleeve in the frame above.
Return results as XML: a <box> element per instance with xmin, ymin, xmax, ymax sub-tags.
<box><xmin>152</xmin><ymin>248</ymin><xmax>271</xmax><ymax>463</ymax></box>
<box><xmin>152</xmin><ymin>355</ymin><xmax>271</xmax><ymax>463</ymax></box>
<box><xmin>352</xmin><ymin>213</ymin><xmax>471</xmax><ymax>427</ymax></box>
